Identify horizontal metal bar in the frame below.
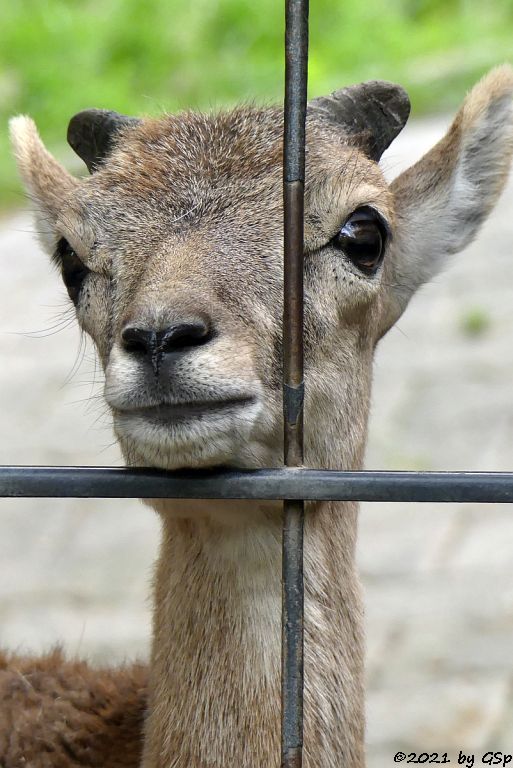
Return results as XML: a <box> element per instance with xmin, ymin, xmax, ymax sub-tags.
<box><xmin>2</xmin><ymin>466</ymin><xmax>513</xmax><ymax>503</ymax></box>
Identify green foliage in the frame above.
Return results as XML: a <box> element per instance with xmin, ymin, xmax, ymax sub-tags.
<box><xmin>1</xmin><ymin>0</ymin><xmax>513</xmax><ymax>205</ymax></box>
<box><xmin>460</xmin><ymin>307</ymin><xmax>492</xmax><ymax>337</ymax></box>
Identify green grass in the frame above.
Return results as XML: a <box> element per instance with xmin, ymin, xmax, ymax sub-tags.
<box><xmin>2</xmin><ymin>0</ymin><xmax>513</xmax><ymax>206</ymax></box>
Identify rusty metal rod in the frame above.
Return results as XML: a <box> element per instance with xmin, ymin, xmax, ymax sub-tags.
<box><xmin>282</xmin><ymin>0</ymin><xmax>309</xmax><ymax>766</ymax></box>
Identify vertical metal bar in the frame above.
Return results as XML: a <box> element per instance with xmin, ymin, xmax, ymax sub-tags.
<box><xmin>282</xmin><ymin>1</ymin><xmax>308</xmax><ymax>767</ymax></box>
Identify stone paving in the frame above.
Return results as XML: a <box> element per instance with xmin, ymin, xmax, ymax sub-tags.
<box><xmin>2</xmin><ymin>117</ymin><xmax>513</xmax><ymax>765</ymax></box>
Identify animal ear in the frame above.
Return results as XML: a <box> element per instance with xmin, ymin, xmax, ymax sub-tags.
<box><xmin>308</xmin><ymin>80</ymin><xmax>411</xmax><ymax>160</ymax></box>
<box><xmin>386</xmin><ymin>65</ymin><xmax>513</xmax><ymax>323</ymax></box>
<box><xmin>9</xmin><ymin>116</ymin><xmax>79</xmax><ymax>254</ymax></box>
<box><xmin>67</xmin><ymin>109</ymin><xmax>140</xmax><ymax>172</ymax></box>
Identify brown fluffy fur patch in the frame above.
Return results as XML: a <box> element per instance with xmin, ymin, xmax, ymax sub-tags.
<box><xmin>0</xmin><ymin>649</ymin><xmax>146</xmax><ymax>767</ymax></box>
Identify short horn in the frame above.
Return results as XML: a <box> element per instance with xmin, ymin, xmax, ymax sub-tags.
<box><xmin>308</xmin><ymin>80</ymin><xmax>411</xmax><ymax>160</ymax></box>
<box><xmin>67</xmin><ymin>109</ymin><xmax>140</xmax><ymax>173</ymax></box>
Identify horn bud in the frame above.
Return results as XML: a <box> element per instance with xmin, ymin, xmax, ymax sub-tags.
<box><xmin>309</xmin><ymin>80</ymin><xmax>411</xmax><ymax>160</ymax></box>
<box><xmin>67</xmin><ymin>109</ymin><xmax>140</xmax><ymax>173</ymax></box>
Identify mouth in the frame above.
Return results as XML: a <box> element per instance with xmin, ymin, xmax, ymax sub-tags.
<box><xmin>114</xmin><ymin>396</ymin><xmax>257</xmax><ymax>423</ymax></box>
<box><xmin>110</xmin><ymin>391</ymin><xmax>273</xmax><ymax>470</ymax></box>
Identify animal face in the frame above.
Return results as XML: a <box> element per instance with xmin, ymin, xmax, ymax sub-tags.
<box><xmin>10</xmin><ymin>69</ymin><xmax>513</xmax><ymax>472</ymax></box>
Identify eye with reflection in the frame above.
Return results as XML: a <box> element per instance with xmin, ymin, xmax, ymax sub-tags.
<box><xmin>56</xmin><ymin>238</ymin><xmax>91</xmax><ymax>303</ymax></box>
<box><xmin>332</xmin><ymin>206</ymin><xmax>388</xmax><ymax>275</ymax></box>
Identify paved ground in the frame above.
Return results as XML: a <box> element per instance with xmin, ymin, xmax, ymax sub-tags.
<box><xmin>2</xmin><ymin>117</ymin><xmax>513</xmax><ymax>765</ymax></box>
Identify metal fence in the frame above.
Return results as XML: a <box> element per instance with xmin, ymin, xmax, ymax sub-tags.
<box><xmin>2</xmin><ymin>1</ymin><xmax>513</xmax><ymax>767</ymax></box>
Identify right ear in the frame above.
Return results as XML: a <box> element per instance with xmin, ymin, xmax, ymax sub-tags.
<box><xmin>9</xmin><ymin>116</ymin><xmax>78</xmax><ymax>254</ymax></box>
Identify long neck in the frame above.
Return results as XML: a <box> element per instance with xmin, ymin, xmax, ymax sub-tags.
<box><xmin>142</xmin><ymin>500</ymin><xmax>365</xmax><ymax>768</ymax></box>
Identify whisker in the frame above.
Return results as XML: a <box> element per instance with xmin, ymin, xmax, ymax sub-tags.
<box><xmin>6</xmin><ymin>320</ymin><xmax>77</xmax><ymax>339</ymax></box>
<box><xmin>62</xmin><ymin>330</ymin><xmax>88</xmax><ymax>387</ymax></box>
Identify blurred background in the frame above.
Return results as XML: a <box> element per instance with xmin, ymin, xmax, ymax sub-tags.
<box><xmin>2</xmin><ymin>1</ymin><xmax>513</xmax><ymax>766</ymax></box>
<box><xmin>3</xmin><ymin>0</ymin><xmax>513</xmax><ymax>203</ymax></box>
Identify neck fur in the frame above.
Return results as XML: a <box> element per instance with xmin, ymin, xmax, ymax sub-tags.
<box><xmin>141</xmin><ymin>499</ymin><xmax>365</xmax><ymax>768</ymax></box>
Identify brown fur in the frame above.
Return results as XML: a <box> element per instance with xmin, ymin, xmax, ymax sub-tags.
<box><xmin>0</xmin><ymin>649</ymin><xmax>146</xmax><ymax>766</ymax></box>
<box><xmin>5</xmin><ymin>67</ymin><xmax>513</xmax><ymax>766</ymax></box>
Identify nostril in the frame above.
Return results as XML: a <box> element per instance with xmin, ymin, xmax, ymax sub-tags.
<box><xmin>121</xmin><ymin>326</ymin><xmax>154</xmax><ymax>355</ymax></box>
<box><xmin>121</xmin><ymin>320</ymin><xmax>214</xmax><ymax>360</ymax></box>
<box><xmin>160</xmin><ymin>321</ymin><xmax>212</xmax><ymax>353</ymax></box>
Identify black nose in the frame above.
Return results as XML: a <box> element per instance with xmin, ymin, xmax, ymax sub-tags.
<box><xmin>121</xmin><ymin>320</ymin><xmax>212</xmax><ymax>375</ymax></box>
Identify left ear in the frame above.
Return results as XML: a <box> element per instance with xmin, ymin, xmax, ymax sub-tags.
<box><xmin>387</xmin><ymin>65</ymin><xmax>513</xmax><ymax>321</ymax></box>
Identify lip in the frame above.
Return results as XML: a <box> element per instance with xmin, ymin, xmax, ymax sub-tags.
<box><xmin>115</xmin><ymin>397</ymin><xmax>256</xmax><ymax>421</ymax></box>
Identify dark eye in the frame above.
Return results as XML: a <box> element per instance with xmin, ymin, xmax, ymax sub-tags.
<box><xmin>332</xmin><ymin>207</ymin><xmax>387</xmax><ymax>275</ymax></box>
<box><xmin>56</xmin><ymin>238</ymin><xmax>90</xmax><ymax>303</ymax></box>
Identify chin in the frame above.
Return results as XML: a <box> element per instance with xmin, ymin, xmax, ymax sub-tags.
<box><xmin>113</xmin><ymin>403</ymin><xmax>279</xmax><ymax>471</ymax></box>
